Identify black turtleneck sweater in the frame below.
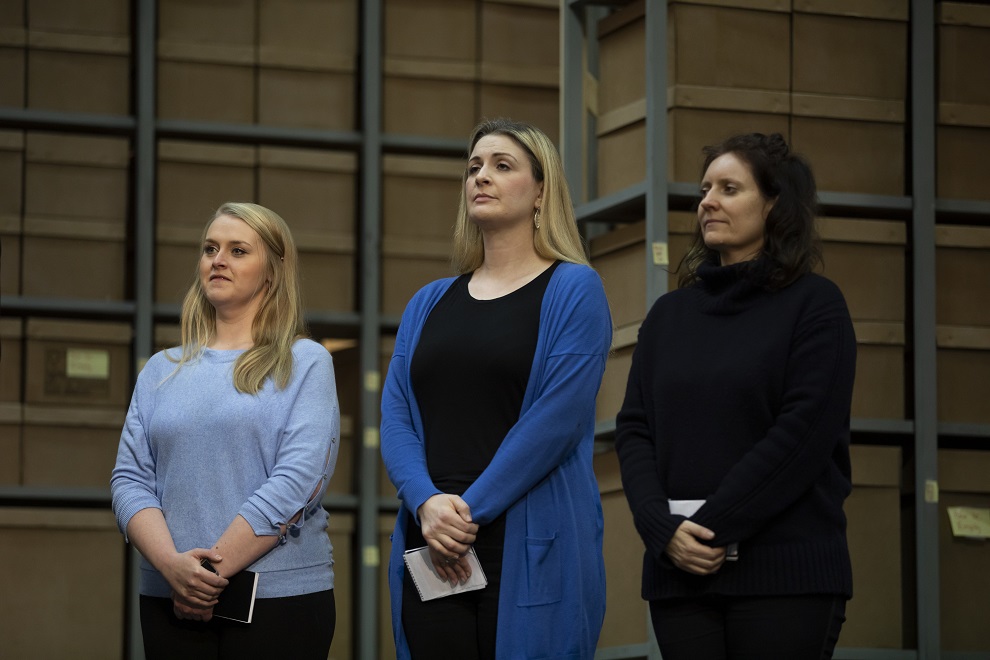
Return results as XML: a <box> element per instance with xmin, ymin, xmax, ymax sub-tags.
<box><xmin>615</xmin><ymin>260</ymin><xmax>856</xmax><ymax>601</ymax></box>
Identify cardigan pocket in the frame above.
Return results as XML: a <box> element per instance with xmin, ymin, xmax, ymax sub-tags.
<box><xmin>518</xmin><ymin>533</ymin><xmax>562</xmax><ymax>606</ymax></box>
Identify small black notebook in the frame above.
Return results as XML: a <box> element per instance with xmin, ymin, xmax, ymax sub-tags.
<box><xmin>201</xmin><ymin>560</ymin><xmax>259</xmax><ymax>624</ymax></box>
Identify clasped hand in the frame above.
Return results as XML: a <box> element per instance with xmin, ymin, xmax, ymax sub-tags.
<box><xmin>665</xmin><ymin>520</ymin><xmax>727</xmax><ymax>576</ymax></box>
<box><xmin>162</xmin><ymin>549</ymin><xmax>229</xmax><ymax>622</ymax></box>
<box><xmin>418</xmin><ymin>494</ymin><xmax>479</xmax><ymax>585</ymax></box>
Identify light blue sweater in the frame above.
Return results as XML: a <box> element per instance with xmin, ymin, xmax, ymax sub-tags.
<box><xmin>381</xmin><ymin>262</ymin><xmax>612</xmax><ymax>659</ymax></box>
<box><xmin>111</xmin><ymin>338</ymin><xmax>340</xmax><ymax>599</ymax></box>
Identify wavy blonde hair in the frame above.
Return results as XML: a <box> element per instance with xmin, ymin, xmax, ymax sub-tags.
<box><xmin>172</xmin><ymin>202</ymin><xmax>306</xmax><ymax>394</ymax></box>
<box><xmin>452</xmin><ymin>118</ymin><xmax>588</xmax><ymax>274</ymax></box>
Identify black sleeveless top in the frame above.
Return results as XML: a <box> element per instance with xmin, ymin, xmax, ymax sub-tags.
<box><xmin>409</xmin><ymin>261</ymin><xmax>560</xmax><ymax>495</ymax></box>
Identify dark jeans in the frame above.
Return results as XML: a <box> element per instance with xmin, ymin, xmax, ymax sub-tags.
<box><xmin>401</xmin><ymin>511</ymin><xmax>505</xmax><ymax>660</ymax></box>
<box><xmin>139</xmin><ymin>589</ymin><xmax>335</xmax><ymax>660</ymax></box>
<box><xmin>650</xmin><ymin>594</ymin><xmax>846</xmax><ymax>660</ymax></box>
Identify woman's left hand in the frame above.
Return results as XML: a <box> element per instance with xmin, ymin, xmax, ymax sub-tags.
<box><xmin>171</xmin><ymin>591</ymin><xmax>215</xmax><ymax>622</ymax></box>
<box><xmin>428</xmin><ymin>546</ymin><xmax>473</xmax><ymax>585</ymax></box>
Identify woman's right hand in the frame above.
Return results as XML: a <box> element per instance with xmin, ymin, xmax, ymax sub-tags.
<box><xmin>665</xmin><ymin>520</ymin><xmax>727</xmax><ymax>575</ymax></box>
<box><xmin>161</xmin><ymin>548</ymin><xmax>228</xmax><ymax>607</ymax></box>
<box><xmin>418</xmin><ymin>494</ymin><xmax>479</xmax><ymax>559</ymax></box>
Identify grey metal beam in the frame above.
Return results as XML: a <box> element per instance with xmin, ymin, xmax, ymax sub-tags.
<box><xmin>575</xmin><ymin>182</ymin><xmax>647</xmax><ymax>224</ymax></box>
<box><xmin>380</xmin><ymin>133</ymin><xmax>465</xmax><ymax>157</ymax></box>
<box><xmin>0</xmin><ymin>107</ymin><xmax>134</xmax><ymax>134</ymax></box>
<box><xmin>358</xmin><ymin>1</ymin><xmax>384</xmax><ymax>658</ymax></box>
<box><xmin>909</xmin><ymin>1</ymin><xmax>940</xmax><ymax>657</ymax></box>
<box><xmin>938</xmin><ymin>422</ymin><xmax>990</xmax><ymax>438</ymax></box>
<box><xmin>128</xmin><ymin>2</ymin><xmax>158</xmax><ymax>657</ymax></box>
<box><xmin>643</xmin><ymin>1</ymin><xmax>668</xmax><ymax>308</ymax></box>
<box><xmin>0</xmin><ymin>295</ymin><xmax>135</xmax><ymax>319</ymax></box>
<box><xmin>935</xmin><ymin>198</ymin><xmax>990</xmax><ymax>218</ymax></box>
<box><xmin>156</xmin><ymin>119</ymin><xmax>362</xmax><ymax>150</ymax></box>
<box><xmin>561</xmin><ymin>1</ymin><xmax>586</xmax><ymax>203</ymax></box>
<box><xmin>834</xmin><ymin>649</ymin><xmax>919</xmax><ymax>660</ymax></box>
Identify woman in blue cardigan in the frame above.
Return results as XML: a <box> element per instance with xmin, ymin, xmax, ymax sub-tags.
<box><xmin>381</xmin><ymin>118</ymin><xmax>612</xmax><ymax>659</ymax></box>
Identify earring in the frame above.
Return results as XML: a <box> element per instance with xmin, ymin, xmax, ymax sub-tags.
<box><xmin>534</xmin><ymin>207</ymin><xmax>541</xmax><ymax>230</ymax></box>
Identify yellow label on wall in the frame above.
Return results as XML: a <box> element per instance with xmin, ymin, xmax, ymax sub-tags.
<box><xmin>947</xmin><ymin>507</ymin><xmax>990</xmax><ymax>539</ymax></box>
<box><xmin>66</xmin><ymin>349</ymin><xmax>110</xmax><ymax>379</ymax></box>
<box><xmin>651</xmin><ymin>242</ymin><xmax>669</xmax><ymax>266</ymax></box>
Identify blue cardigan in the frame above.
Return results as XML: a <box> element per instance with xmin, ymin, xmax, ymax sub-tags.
<box><xmin>381</xmin><ymin>262</ymin><xmax>612</xmax><ymax>659</ymax></box>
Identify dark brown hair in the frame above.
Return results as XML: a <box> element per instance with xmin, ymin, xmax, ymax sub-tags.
<box><xmin>678</xmin><ymin>132</ymin><xmax>822</xmax><ymax>291</ymax></box>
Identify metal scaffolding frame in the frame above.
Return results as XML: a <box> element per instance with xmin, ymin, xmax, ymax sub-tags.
<box><xmin>561</xmin><ymin>1</ymin><xmax>990</xmax><ymax>660</ymax></box>
<box><xmin>3</xmin><ymin>1</ymin><xmax>990</xmax><ymax>659</ymax></box>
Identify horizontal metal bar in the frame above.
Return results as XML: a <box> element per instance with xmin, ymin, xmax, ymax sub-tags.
<box><xmin>851</xmin><ymin>418</ymin><xmax>916</xmax><ymax>435</ymax></box>
<box><xmin>576</xmin><ymin>183</ymin><xmax>647</xmax><ymax>224</ymax></box>
<box><xmin>0</xmin><ymin>107</ymin><xmax>135</xmax><ymax>134</ymax></box>
<box><xmin>0</xmin><ymin>486</ymin><xmax>111</xmax><ymax>507</ymax></box>
<box><xmin>381</xmin><ymin>133</ymin><xmax>466</xmax><ymax>158</ymax></box>
<box><xmin>834</xmin><ymin>648</ymin><xmax>918</xmax><ymax>660</ymax></box>
<box><xmin>938</xmin><ymin>422</ymin><xmax>990</xmax><ymax>439</ymax></box>
<box><xmin>156</xmin><ymin>119</ymin><xmax>362</xmax><ymax>150</ymax></box>
<box><xmin>0</xmin><ymin>295</ymin><xmax>136</xmax><ymax>319</ymax></box>
<box><xmin>935</xmin><ymin>197</ymin><xmax>990</xmax><ymax>218</ymax></box>
<box><xmin>380</xmin><ymin>314</ymin><xmax>402</xmax><ymax>332</ymax></box>
<box><xmin>567</xmin><ymin>0</ymin><xmax>631</xmax><ymax>9</ymax></box>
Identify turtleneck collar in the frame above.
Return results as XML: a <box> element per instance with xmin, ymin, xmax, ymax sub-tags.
<box><xmin>693</xmin><ymin>257</ymin><xmax>773</xmax><ymax>314</ymax></box>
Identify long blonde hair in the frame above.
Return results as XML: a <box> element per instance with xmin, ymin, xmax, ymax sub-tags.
<box><xmin>452</xmin><ymin>118</ymin><xmax>588</xmax><ymax>274</ymax></box>
<box><xmin>173</xmin><ymin>202</ymin><xmax>306</xmax><ymax>393</ymax></box>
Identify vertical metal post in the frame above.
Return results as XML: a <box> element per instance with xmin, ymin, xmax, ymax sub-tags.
<box><xmin>910</xmin><ymin>1</ymin><xmax>940</xmax><ymax>657</ymax></box>
<box><xmin>643</xmin><ymin>2</ymin><xmax>668</xmax><ymax>308</ymax></box>
<box><xmin>561</xmin><ymin>1</ymin><xmax>585</xmax><ymax>204</ymax></box>
<box><xmin>358</xmin><ymin>1</ymin><xmax>383</xmax><ymax>658</ymax></box>
<box><xmin>127</xmin><ymin>1</ymin><xmax>156</xmax><ymax>658</ymax></box>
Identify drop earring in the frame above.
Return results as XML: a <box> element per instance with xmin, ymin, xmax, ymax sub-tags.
<box><xmin>534</xmin><ymin>207</ymin><xmax>541</xmax><ymax>230</ymax></box>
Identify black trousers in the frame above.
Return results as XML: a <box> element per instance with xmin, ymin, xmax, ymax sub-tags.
<box><xmin>401</xmin><ymin>511</ymin><xmax>505</xmax><ymax>660</ymax></box>
<box><xmin>139</xmin><ymin>589</ymin><xmax>335</xmax><ymax>660</ymax></box>
<box><xmin>650</xmin><ymin>594</ymin><xmax>846</xmax><ymax>660</ymax></box>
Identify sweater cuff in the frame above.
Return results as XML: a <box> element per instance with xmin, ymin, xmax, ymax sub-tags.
<box><xmin>633</xmin><ymin>501</ymin><xmax>685</xmax><ymax>561</ymax></box>
<box><xmin>400</xmin><ymin>477</ymin><xmax>442</xmax><ymax>526</ymax></box>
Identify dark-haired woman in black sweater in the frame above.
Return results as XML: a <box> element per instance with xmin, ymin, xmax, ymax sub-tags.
<box><xmin>615</xmin><ymin>133</ymin><xmax>856</xmax><ymax>660</ymax></box>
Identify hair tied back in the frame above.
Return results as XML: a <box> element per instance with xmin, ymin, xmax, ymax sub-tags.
<box><xmin>765</xmin><ymin>133</ymin><xmax>789</xmax><ymax>160</ymax></box>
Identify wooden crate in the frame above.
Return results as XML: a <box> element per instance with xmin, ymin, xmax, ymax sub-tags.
<box><xmin>936</xmin><ymin>224</ymin><xmax>990</xmax><ymax>328</ymax></box>
<box><xmin>819</xmin><ymin>217</ymin><xmax>907</xmax><ymax>323</ymax></box>
<box><xmin>326</xmin><ymin>511</ymin><xmax>354</xmax><ymax>660</ymax></box>
<box><xmin>26</xmin><ymin>34</ymin><xmax>129</xmax><ymax>115</ymax></box>
<box><xmin>24</xmin><ymin>318</ymin><xmax>132</xmax><ymax>408</ymax></box>
<box><xmin>382</xmin><ymin>237</ymin><xmax>454</xmax><ymax>316</ymax></box>
<box><xmin>383</xmin><ymin>154</ymin><xmax>462</xmax><ymax>243</ymax></box>
<box><xmin>937</xmin><ymin>325</ymin><xmax>990</xmax><ymax>426</ymax></box>
<box><xmin>792</xmin><ymin>0</ymin><xmax>908</xmax><ymax>102</ymax></box>
<box><xmin>596</xmin><ymin>323</ymin><xmax>637</xmax><ymax>425</ymax></box>
<box><xmin>22</xmin><ymin>132</ymin><xmax>129</xmax><ymax>299</ymax></box>
<box><xmin>938</xmin><ymin>449</ymin><xmax>990</xmax><ymax>651</ymax></box>
<box><xmin>383</xmin><ymin>59</ymin><xmax>478</xmax><ymax>139</ymax></box>
<box><xmin>851</xmin><ymin>322</ymin><xmax>905</xmax><ymax>420</ymax></box>
<box><xmin>0</xmin><ymin>42</ymin><xmax>24</xmax><ymax>108</ymax></box>
<box><xmin>0</xmin><ymin>403</ymin><xmax>21</xmax><ymax>485</ymax></box>
<box><xmin>0</xmin><ymin>507</ymin><xmax>125</xmax><ymax>659</ymax></box>
<box><xmin>588</xmin><ymin>212</ymin><xmax>697</xmax><ymax>331</ymax></box>
<box><xmin>21</xmin><ymin>404</ymin><xmax>124</xmax><ymax>487</ymax></box>
<box><xmin>595</xmin><ymin>449</ymin><xmax>650</xmax><ymax>649</ymax></box>
<box><xmin>840</xmin><ymin>444</ymin><xmax>904</xmax><ymax>649</ymax></box>
<box><xmin>790</xmin><ymin>111</ymin><xmax>905</xmax><ymax>196</ymax></box>
<box><xmin>385</xmin><ymin>0</ymin><xmax>476</xmax><ymax>62</ymax></box>
<box><xmin>27</xmin><ymin>0</ymin><xmax>130</xmax><ymax>38</ymax></box>
<box><xmin>0</xmin><ymin>316</ymin><xmax>22</xmax><ymax>403</ymax></box>
<box><xmin>936</xmin><ymin>3</ymin><xmax>990</xmax><ymax>201</ymax></box>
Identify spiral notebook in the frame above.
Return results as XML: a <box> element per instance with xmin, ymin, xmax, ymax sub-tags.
<box><xmin>402</xmin><ymin>546</ymin><xmax>488</xmax><ymax>601</ymax></box>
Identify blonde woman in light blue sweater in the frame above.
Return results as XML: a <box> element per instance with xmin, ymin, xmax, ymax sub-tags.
<box><xmin>111</xmin><ymin>202</ymin><xmax>340</xmax><ymax>659</ymax></box>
